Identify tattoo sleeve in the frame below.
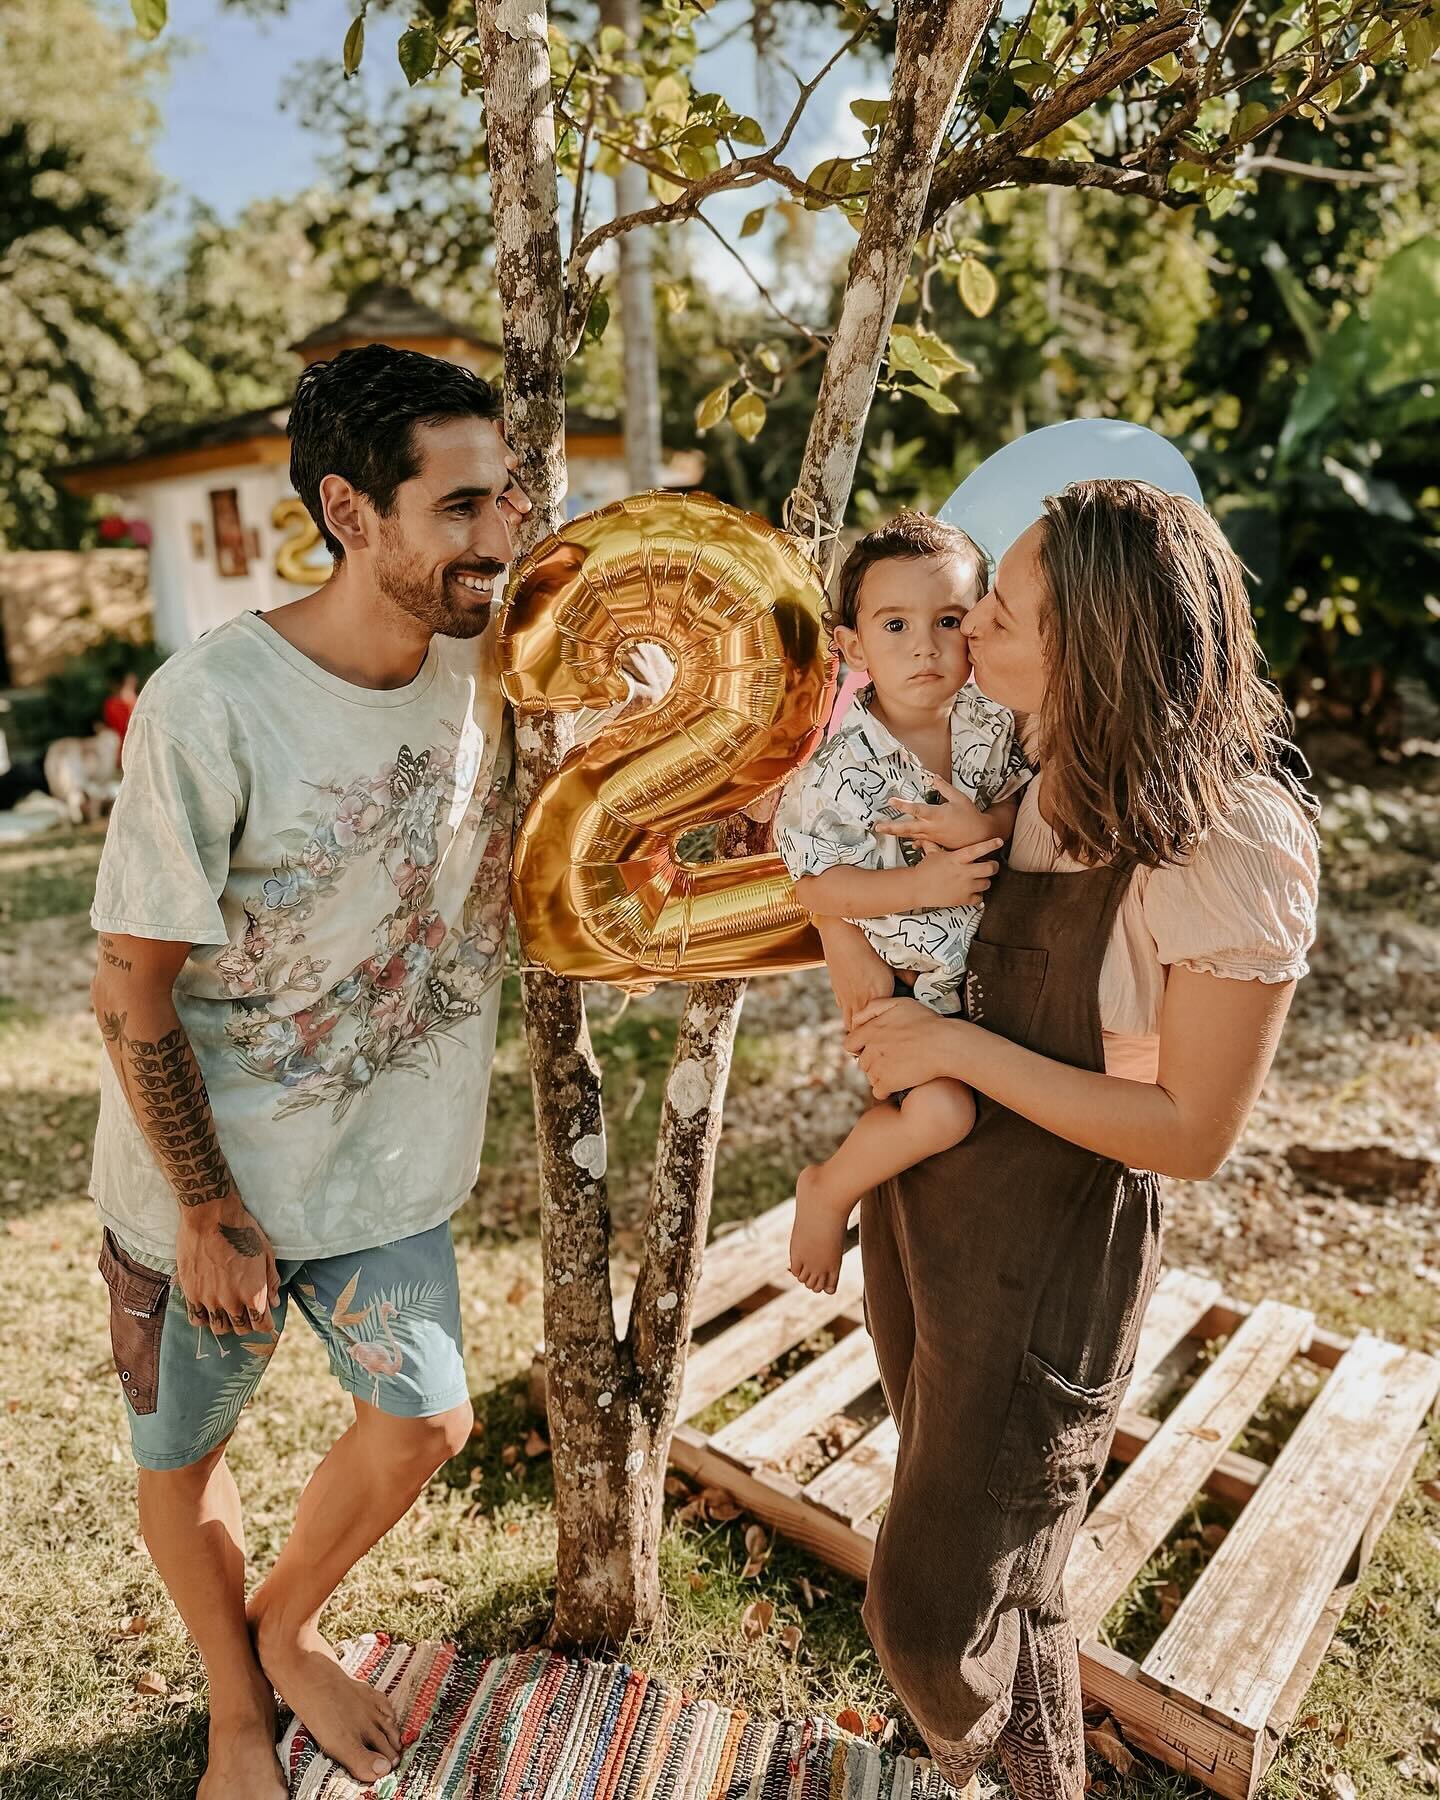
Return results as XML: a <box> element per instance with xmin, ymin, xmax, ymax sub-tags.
<box><xmin>100</xmin><ymin>1011</ymin><xmax>235</xmax><ymax>1208</ymax></box>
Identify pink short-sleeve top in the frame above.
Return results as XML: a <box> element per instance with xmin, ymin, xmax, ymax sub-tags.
<box><xmin>1007</xmin><ymin>774</ymin><xmax>1320</xmax><ymax>1081</ymax></box>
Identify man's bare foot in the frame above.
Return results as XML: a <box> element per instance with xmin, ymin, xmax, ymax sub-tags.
<box><xmin>256</xmin><ymin>1615</ymin><xmax>400</xmax><ymax>1784</ymax></box>
<box><xmin>196</xmin><ymin>1691</ymin><xmax>286</xmax><ymax>1800</ymax></box>
<box><xmin>789</xmin><ymin>1165</ymin><xmax>854</xmax><ymax>1295</ymax></box>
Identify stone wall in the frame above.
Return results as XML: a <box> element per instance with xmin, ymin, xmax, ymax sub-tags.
<box><xmin>0</xmin><ymin>550</ymin><xmax>154</xmax><ymax>688</ymax></box>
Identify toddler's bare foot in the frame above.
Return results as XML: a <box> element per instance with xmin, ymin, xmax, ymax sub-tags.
<box><xmin>790</xmin><ymin>1165</ymin><xmax>854</xmax><ymax>1295</ymax></box>
<box><xmin>256</xmin><ymin>1615</ymin><xmax>400</xmax><ymax>1785</ymax></box>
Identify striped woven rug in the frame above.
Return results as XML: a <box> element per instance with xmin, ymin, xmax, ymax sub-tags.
<box><xmin>277</xmin><ymin>1636</ymin><xmax>973</xmax><ymax>1800</ymax></box>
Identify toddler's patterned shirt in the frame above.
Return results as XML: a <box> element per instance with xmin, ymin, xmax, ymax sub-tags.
<box><xmin>773</xmin><ymin>683</ymin><xmax>1030</xmax><ymax>1014</ymax></box>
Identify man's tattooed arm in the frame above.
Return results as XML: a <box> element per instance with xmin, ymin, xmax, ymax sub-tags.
<box><xmin>99</xmin><ymin>1010</ymin><xmax>236</xmax><ymax>1209</ymax></box>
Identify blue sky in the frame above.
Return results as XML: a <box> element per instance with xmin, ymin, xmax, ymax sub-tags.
<box><xmin>142</xmin><ymin>0</ymin><xmax>871</xmax><ymax>293</ymax></box>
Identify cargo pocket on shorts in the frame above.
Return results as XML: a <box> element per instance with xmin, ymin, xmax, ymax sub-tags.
<box><xmin>99</xmin><ymin>1230</ymin><xmax>171</xmax><ymax>1415</ymax></box>
<box><xmin>986</xmin><ymin>1351</ymin><xmax>1130</xmax><ymax>1515</ymax></box>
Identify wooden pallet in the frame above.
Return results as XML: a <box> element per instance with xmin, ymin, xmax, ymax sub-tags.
<box><xmin>589</xmin><ymin>1199</ymin><xmax>1440</xmax><ymax>1800</ymax></box>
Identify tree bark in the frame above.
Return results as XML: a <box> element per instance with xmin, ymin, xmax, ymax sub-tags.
<box><xmin>477</xmin><ymin>0</ymin><xmax>644</xmax><ymax>1646</ymax></box>
<box><xmin>599</xmin><ymin>0</ymin><xmax>663</xmax><ymax>492</ymax></box>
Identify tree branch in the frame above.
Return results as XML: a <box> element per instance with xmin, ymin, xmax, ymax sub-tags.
<box><xmin>922</xmin><ymin>5</ymin><xmax>1200</xmax><ymax>229</ymax></box>
<box><xmin>692</xmin><ymin>211</ymin><xmax>829</xmax><ymax>344</ymax></box>
<box><xmin>996</xmin><ymin>154</ymin><xmax>1183</xmax><ymax>204</ymax></box>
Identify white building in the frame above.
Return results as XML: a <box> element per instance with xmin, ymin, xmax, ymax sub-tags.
<box><xmin>61</xmin><ymin>284</ymin><xmax>682</xmax><ymax>652</ymax></box>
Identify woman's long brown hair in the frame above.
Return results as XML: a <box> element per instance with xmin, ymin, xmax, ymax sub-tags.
<box><xmin>1036</xmin><ymin>478</ymin><xmax>1312</xmax><ymax>869</ymax></box>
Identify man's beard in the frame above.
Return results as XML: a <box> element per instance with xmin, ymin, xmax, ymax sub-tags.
<box><xmin>375</xmin><ymin>528</ymin><xmax>504</xmax><ymax>640</ymax></box>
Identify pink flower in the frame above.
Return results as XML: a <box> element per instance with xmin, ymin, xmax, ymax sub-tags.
<box><xmin>128</xmin><ymin>519</ymin><xmax>153</xmax><ymax>547</ymax></box>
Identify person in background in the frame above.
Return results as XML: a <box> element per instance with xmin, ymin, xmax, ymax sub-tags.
<box><xmin>101</xmin><ymin>670</ymin><xmax>140</xmax><ymax>763</ymax></box>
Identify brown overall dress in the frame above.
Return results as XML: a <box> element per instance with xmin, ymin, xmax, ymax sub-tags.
<box><xmin>859</xmin><ymin>858</ymin><xmax>1164</xmax><ymax>1799</ymax></box>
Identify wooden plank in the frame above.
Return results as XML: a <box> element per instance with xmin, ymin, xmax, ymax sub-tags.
<box><xmin>711</xmin><ymin>1327</ymin><xmax>878</xmax><ymax>1465</ymax></box>
<box><xmin>1140</xmin><ymin>1335</ymin><xmax>1440</xmax><ymax>1732</ymax></box>
<box><xmin>693</xmin><ymin>1202</ymin><xmax>797</xmax><ymax>1328</ymax></box>
<box><xmin>1067</xmin><ymin>1301</ymin><xmax>1313</xmax><ymax>1641</ymax></box>
<box><xmin>804</xmin><ymin>1417</ymin><xmax>900</xmax><ymax>1522</ymax></box>
<box><xmin>1080</xmin><ymin>1640</ymin><xmax>1259</xmax><ymax>1800</ymax></box>
<box><xmin>1126</xmin><ymin>1269</ymin><xmax>1225</xmax><ymax>1408</ymax></box>
<box><xmin>679</xmin><ymin>1247</ymin><xmax>865</xmax><ymax>1421</ymax></box>
<box><xmin>1196</xmin><ymin>1298</ymin><xmax>1350</xmax><ymax>1371</ymax></box>
<box><xmin>670</xmin><ymin>1425</ymin><xmax>877</xmax><ymax>1582</ymax></box>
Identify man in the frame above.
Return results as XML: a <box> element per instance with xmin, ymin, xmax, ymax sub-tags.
<box><xmin>89</xmin><ymin>345</ymin><xmax>534</xmax><ymax>1796</ymax></box>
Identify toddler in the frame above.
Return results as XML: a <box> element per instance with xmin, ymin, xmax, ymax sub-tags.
<box><xmin>773</xmin><ymin>512</ymin><xmax>1031</xmax><ymax>1293</ymax></box>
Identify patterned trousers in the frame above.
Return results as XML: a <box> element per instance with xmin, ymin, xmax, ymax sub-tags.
<box><xmin>923</xmin><ymin>1612</ymin><xmax>1086</xmax><ymax>1800</ymax></box>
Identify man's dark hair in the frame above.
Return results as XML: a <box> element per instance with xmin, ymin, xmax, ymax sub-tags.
<box><xmin>288</xmin><ymin>343</ymin><xmax>503</xmax><ymax>559</ymax></box>
<box><xmin>831</xmin><ymin>510</ymin><xmax>989</xmax><ymax>632</ymax></box>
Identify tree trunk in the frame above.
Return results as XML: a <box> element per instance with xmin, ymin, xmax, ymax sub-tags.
<box><xmin>599</xmin><ymin>0</ymin><xmax>663</xmax><ymax>492</ymax></box>
<box><xmin>477</xmin><ymin>0</ymin><xmax>645</xmax><ymax>1645</ymax></box>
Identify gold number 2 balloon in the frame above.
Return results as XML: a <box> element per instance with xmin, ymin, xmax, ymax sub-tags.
<box><xmin>498</xmin><ymin>490</ymin><xmax>835</xmax><ymax>986</ymax></box>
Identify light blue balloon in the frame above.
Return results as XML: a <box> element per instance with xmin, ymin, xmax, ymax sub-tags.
<box><xmin>937</xmin><ymin>419</ymin><xmax>1204</xmax><ymax>568</ymax></box>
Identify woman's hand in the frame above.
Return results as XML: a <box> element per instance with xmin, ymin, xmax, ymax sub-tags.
<box><xmin>845</xmin><ymin>997</ymin><xmax>971</xmax><ymax>1098</ymax></box>
<box><xmin>908</xmin><ymin>837</ymin><xmax>1004</xmax><ymax>910</ymax></box>
<box><xmin>816</xmin><ymin>919</ymin><xmax>895</xmax><ymax>1029</ymax></box>
<box><xmin>876</xmin><ymin>777</ymin><xmax>998</xmax><ymax>853</ymax></box>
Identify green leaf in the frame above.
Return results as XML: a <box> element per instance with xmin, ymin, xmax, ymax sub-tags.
<box><xmin>739</xmin><ymin>206</ymin><xmax>767</xmax><ymax>239</ymax></box>
<box><xmin>907</xmin><ymin>384</ymin><xmax>960</xmax><ymax>415</ymax></box>
<box><xmin>599</xmin><ymin>24</ymin><xmax>627</xmax><ymax>54</ymax></box>
<box><xmin>849</xmin><ymin>98</ymin><xmax>890</xmax><ymax>127</ymax></box>
<box><xmin>1207</xmin><ymin>186</ymin><xmax>1240</xmax><ymax>218</ymax></box>
<box><xmin>583</xmin><ymin>290</ymin><xmax>610</xmax><ymax>346</ymax></box>
<box><xmin>887</xmin><ymin>330</ymin><xmax>946</xmax><ymax>390</ymax></box>
<box><xmin>660</xmin><ymin>282</ymin><xmax>689</xmax><ymax>315</ymax></box>
<box><xmin>1232</xmin><ymin>100</ymin><xmax>1271</xmax><ymax>142</ymax></box>
<box><xmin>130</xmin><ymin>0</ymin><xmax>167</xmax><ymax>38</ymax></box>
<box><xmin>729</xmin><ymin>392</ymin><xmax>767</xmax><ymax>441</ymax></box>
<box><xmin>343</xmin><ymin>13</ymin><xmax>365</xmax><ymax>76</ymax></box>
<box><xmin>890</xmin><ymin>323</ymin><xmax>974</xmax><ymax>379</ymax></box>
<box><xmin>755</xmin><ymin>344</ymin><xmax>781</xmax><ymax>374</ymax></box>
<box><xmin>398</xmin><ymin>27</ymin><xmax>438</xmax><ymax>85</ymax></box>
<box><xmin>806</xmin><ymin>157</ymin><xmax>855</xmax><ymax>197</ymax></box>
<box><xmin>731</xmin><ymin>115</ymin><xmax>767</xmax><ymax>147</ymax></box>
<box><xmin>695</xmin><ymin>383</ymin><xmax>733</xmax><ymax>431</ymax></box>
<box><xmin>958</xmin><ymin>258</ymin><xmax>998</xmax><ymax>318</ymax></box>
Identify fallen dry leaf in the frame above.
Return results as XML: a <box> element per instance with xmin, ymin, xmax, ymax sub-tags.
<box><xmin>1157</xmin><ymin>1581</ymin><xmax>1182</xmax><ymax>1625</ymax></box>
<box><xmin>741</xmin><ymin>1600</ymin><xmax>774</xmax><ymax>1641</ymax></box>
<box><xmin>866</xmin><ymin>1714</ymin><xmax>886</xmax><ymax>1737</ymax></box>
<box><xmin>1298</xmin><ymin>1714</ymin><xmax>1321</xmax><ymax>1731</ymax></box>
<box><xmin>744</xmin><ymin>1524</ymin><xmax>769</xmax><ymax>1557</ymax></box>
<box><xmin>1421</xmin><ymin>1479</ymin><xmax>1440</xmax><ymax>1505</ymax></box>
<box><xmin>687</xmin><ymin>1572</ymin><xmax>707</xmax><ymax>1593</ymax></box>
<box><xmin>796</xmin><ymin>1575</ymin><xmax>829</xmax><ymax>1610</ymax></box>
<box><xmin>115</xmin><ymin>1614</ymin><xmax>149</xmax><ymax>1638</ymax></box>
<box><xmin>134</xmin><ymin>1671</ymin><xmax>167</xmax><ymax>1698</ymax></box>
<box><xmin>664</xmin><ymin>1475</ymin><xmax>692</xmax><ymax>1500</ymax></box>
<box><xmin>1201</xmin><ymin>1522</ymin><xmax>1228</xmax><ymax>1550</ymax></box>
<box><xmin>701</xmin><ymin>1487</ymin><xmax>741</xmax><ymax>1523</ymax></box>
<box><xmin>1181</xmin><ymin>1425</ymin><xmax>1222</xmax><ymax>1443</ymax></box>
<box><xmin>501</xmin><ymin>1443</ymin><xmax>520</xmax><ymax>1467</ymax></box>
<box><xmin>1319</xmin><ymin>1772</ymin><xmax>1357</xmax><ymax>1800</ymax></box>
<box><xmin>503</xmin><ymin>1520</ymin><xmax>522</xmax><ymax>1536</ymax></box>
<box><xmin>524</xmin><ymin>1428</ymin><xmax>550</xmax><ymax>1459</ymax></box>
<box><xmin>412</xmin><ymin>1577</ymin><xmax>446</xmax><ymax>1597</ymax></box>
<box><xmin>1084</xmin><ymin>1723</ymin><xmax>1135</xmax><ymax>1777</ymax></box>
<box><xmin>836</xmin><ymin>1708</ymin><xmax>865</xmax><ymax>1736</ymax></box>
<box><xmin>779</xmin><ymin>1624</ymin><xmax>803</xmax><ymax>1655</ymax></box>
<box><xmin>506</xmin><ymin>1279</ymin><xmax>531</xmax><ymax>1306</ymax></box>
<box><xmin>742</xmin><ymin>1557</ymin><xmax>767</xmax><ymax>1579</ymax></box>
<box><xmin>676</xmin><ymin>1498</ymin><xmax>708</xmax><ymax>1527</ymax></box>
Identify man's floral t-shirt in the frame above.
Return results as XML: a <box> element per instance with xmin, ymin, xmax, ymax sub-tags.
<box><xmin>90</xmin><ymin>611</ymin><xmax>513</xmax><ymax>1262</ymax></box>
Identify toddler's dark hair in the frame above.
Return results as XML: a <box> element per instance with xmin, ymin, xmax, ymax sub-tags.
<box><xmin>831</xmin><ymin>510</ymin><xmax>989</xmax><ymax>632</ymax></box>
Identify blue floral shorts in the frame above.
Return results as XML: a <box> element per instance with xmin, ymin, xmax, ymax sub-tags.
<box><xmin>99</xmin><ymin>1220</ymin><xmax>468</xmax><ymax>1470</ymax></box>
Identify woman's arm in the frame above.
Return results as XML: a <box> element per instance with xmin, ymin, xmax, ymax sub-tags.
<box><xmin>795</xmin><ymin>835</ymin><xmax>1004</xmax><ymax>920</ymax></box>
<box><xmin>844</xmin><ymin>966</ymin><xmax>1297</xmax><ymax>1179</ymax></box>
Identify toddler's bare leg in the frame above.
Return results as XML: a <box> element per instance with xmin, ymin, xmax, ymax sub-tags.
<box><xmin>791</xmin><ymin>1080</ymin><xmax>976</xmax><ymax>1294</ymax></box>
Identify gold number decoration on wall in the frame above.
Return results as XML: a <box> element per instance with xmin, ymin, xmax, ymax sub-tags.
<box><xmin>272</xmin><ymin>496</ymin><xmax>333</xmax><ymax>585</ymax></box>
<box><xmin>499</xmin><ymin>490</ymin><xmax>835</xmax><ymax>986</ymax></box>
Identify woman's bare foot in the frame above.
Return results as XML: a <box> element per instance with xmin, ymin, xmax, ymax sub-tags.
<box><xmin>196</xmin><ymin>1684</ymin><xmax>286</xmax><ymax>1800</ymax></box>
<box><xmin>256</xmin><ymin>1615</ymin><xmax>400</xmax><ymax>1785</ymax></box>
<box><xmin>790</xmin><ymin>1164</ymin><xmax>855</xmax><ymax>1294</ymax></box>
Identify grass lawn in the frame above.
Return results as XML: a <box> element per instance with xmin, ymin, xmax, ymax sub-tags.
<box><xmin>1</xmin><ymin>796</ymin><xmax>1438</xmax><ymax>1800</ymax></box>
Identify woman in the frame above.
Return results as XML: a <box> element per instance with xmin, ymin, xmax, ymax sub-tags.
<box><xmin>836</xmin><ymin>480</ymin><xmax>1319</xmax><ymax>1799</ymax></box>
